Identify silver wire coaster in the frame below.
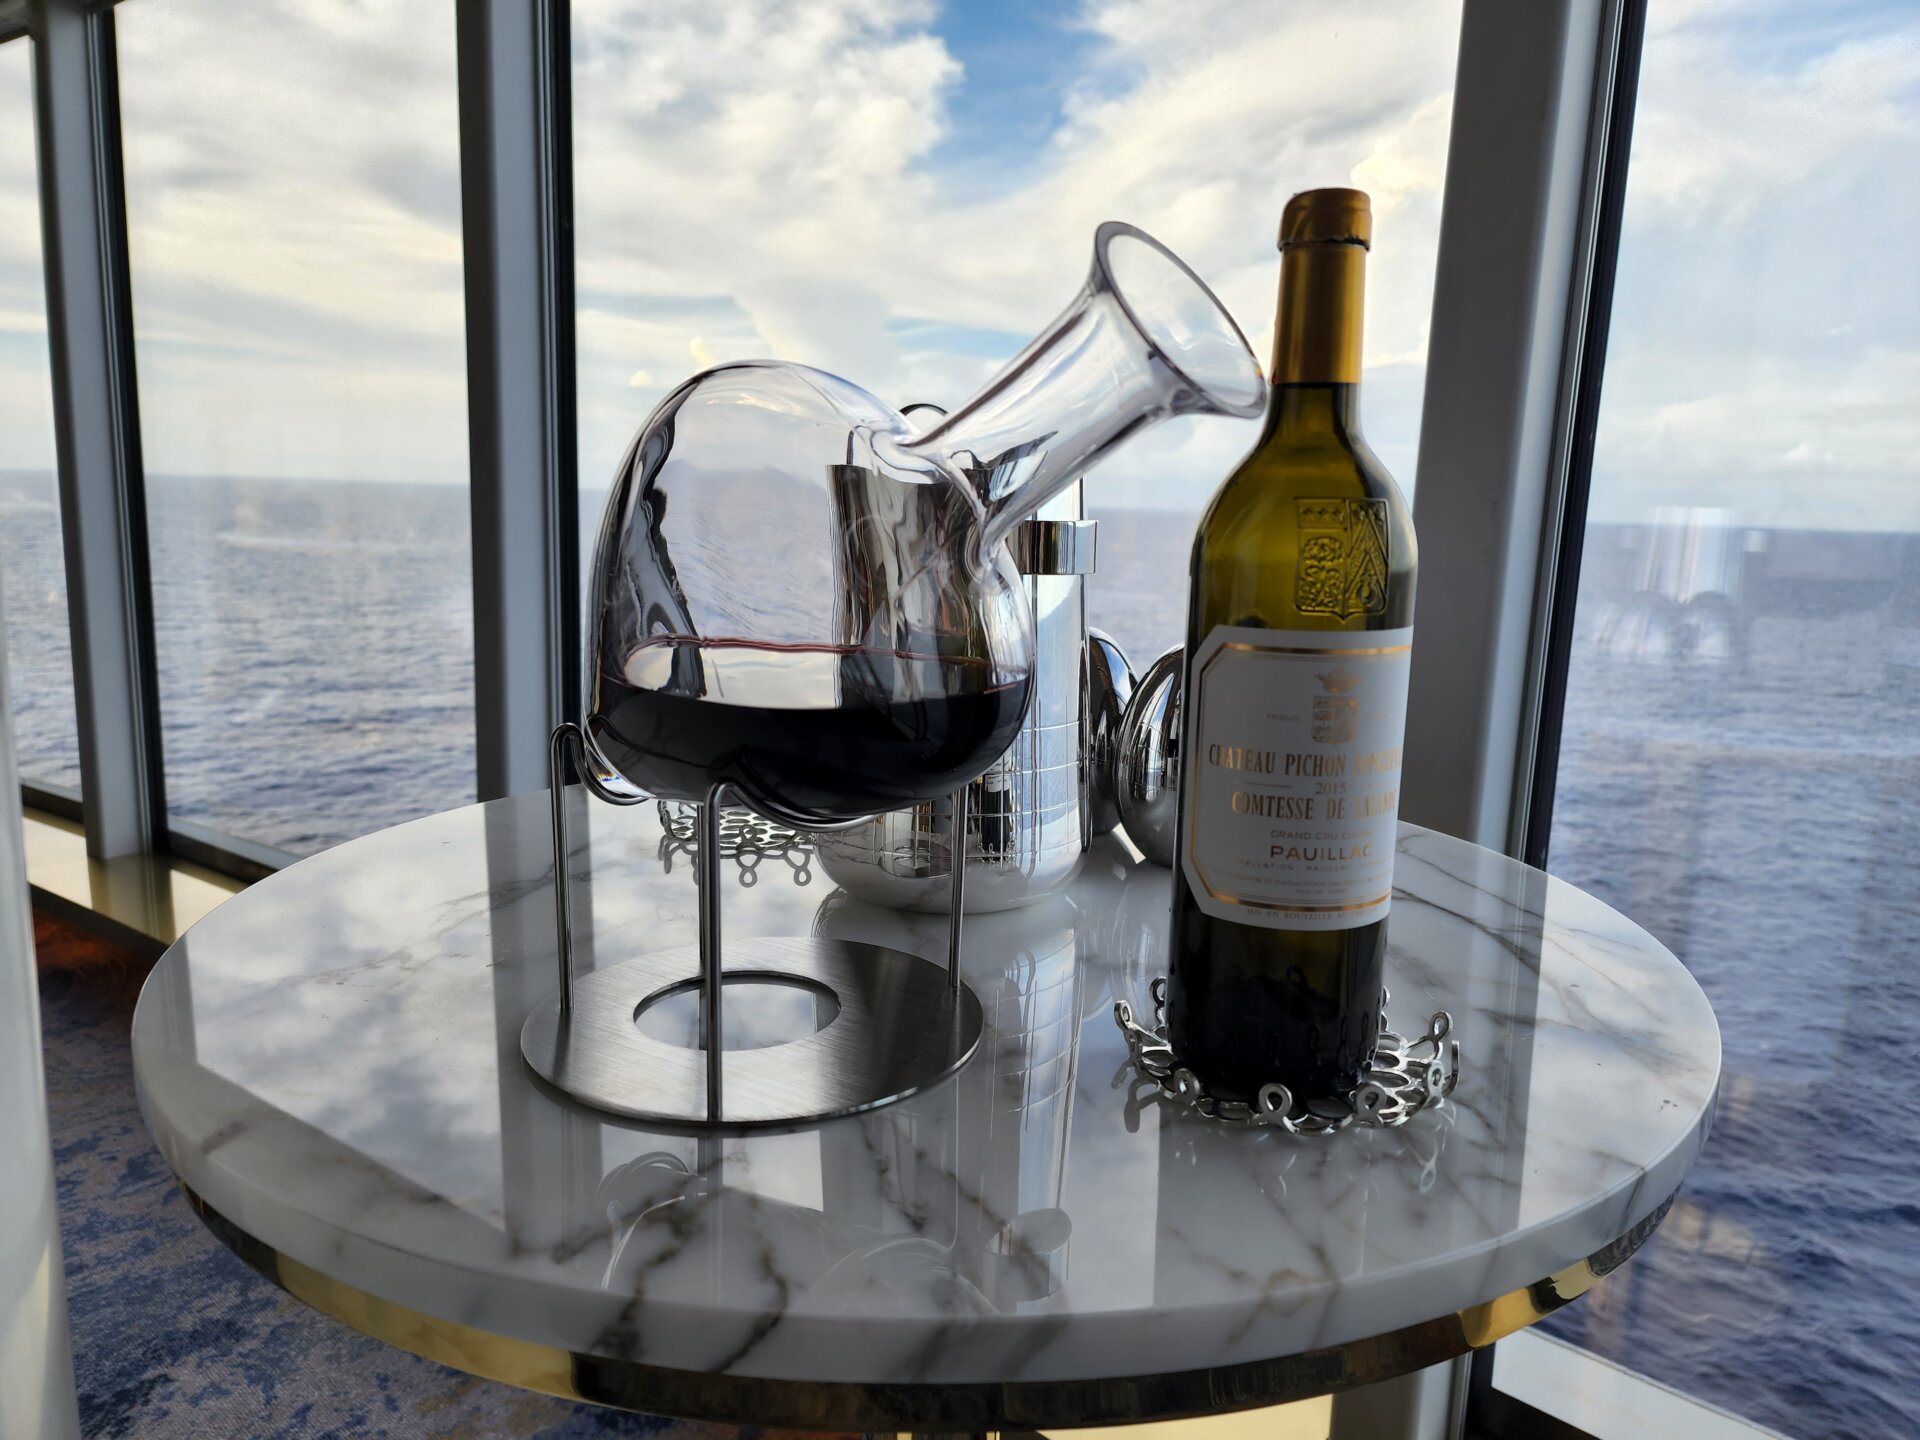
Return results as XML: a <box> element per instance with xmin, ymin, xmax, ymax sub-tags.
<box><xmin>1114</xmin><ymin>978</ymin><xmax>1459</xmax><ymax>1136</ymax></box>
<box><xmin>656</xmin><ymin>800</ymin><xmax>815</xmax><ymax>887</ymax></box>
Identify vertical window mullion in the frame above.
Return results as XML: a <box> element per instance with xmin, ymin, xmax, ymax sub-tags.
<box><xmin>457</xmin><ymin>0</ymin><xmax>579</xmax><ymax>802</ymax></box>
<box><xmin>1517</xmin><ymin>0</ymin><xmax>1648</xmax><ymax>871</ymax></box>
<box><xmin>543</xmin><ymin>0</ymin><xmax>580</xmax><ymax>731</ymax></box>
<box><xmin>1400</xmin><ymin>0</ymin><xmax>1615</xmax><ymax>854</ymax></box>
<box><xmin>32</xmin><ymin>0</ymin><xmax>166</xmax><ymax>858</ymax></box>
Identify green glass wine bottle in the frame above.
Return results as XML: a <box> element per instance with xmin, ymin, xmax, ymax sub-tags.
<box><xmin>1167</xmin><ymin>187</ymin><xmax>1417</xmax><ymax>1108</ymax></box>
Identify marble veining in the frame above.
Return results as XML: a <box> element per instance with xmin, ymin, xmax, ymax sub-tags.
<box><xmin>131</xmin><ymin>795</ymin><xmax>1720</xmax><ymax>1389</ymax></box>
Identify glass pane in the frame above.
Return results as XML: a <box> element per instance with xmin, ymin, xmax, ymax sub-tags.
<box><xmin>0</xmin><ymin>40</ymin><xmax>83</xmax><ymax>796</ymax></box>
<box><xmin>572</xmin><ymin>1</ymin><xmax>1464</xmax><ymax>676</ymax></box>
<box><xmin>1541</xmin><ymin>5</ymin><xmax>1920</xmax><ymax>1438</ymax></box>
<box><xmin>116</xmin><ymin>2</ymin><xmax>473</xmax><ymax>855</ymax></box>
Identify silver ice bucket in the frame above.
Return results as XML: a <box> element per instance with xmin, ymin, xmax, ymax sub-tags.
<box><xmin>814</xmin><ymin>483</ymin><xmax>1128</xmax><ymax>912</ymax></box>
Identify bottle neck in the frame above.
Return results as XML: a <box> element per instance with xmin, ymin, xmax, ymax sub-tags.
<box><xmin>1269</xmin><ymin>240</ymin><xmax>1365</xmax><ymax>380</ymax></box>
<box><xmin>1264</xmin><ymin>240</ymin><xmax>1365</xmax><ymax>441</ymax></box>
<box><xmin>1266</xmin><ymin>380</ymin><xmax>1361</xmax><ymax>438</ymax></box>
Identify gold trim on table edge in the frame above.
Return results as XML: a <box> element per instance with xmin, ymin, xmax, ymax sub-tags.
<box><xmin>182</xmin><ymin>1184</ymin><xmax>1672</xmax><ymax>1432</ymax></box>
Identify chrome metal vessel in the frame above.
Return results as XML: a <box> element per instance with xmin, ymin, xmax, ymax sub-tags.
<box><xmin>1114</xmin><ymin>645</ymin><xmax>1183</xmax><ymax>867</ymax></box>
<box><xmin>815</xmin><ymin>484</ymin><xmax>1131</xmax><ymax>912</ymax></box>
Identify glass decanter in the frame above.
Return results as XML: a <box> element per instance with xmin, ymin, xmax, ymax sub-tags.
<box><xmin>581</xmin><ymin>221</ymin><xmax>1263</xmax><ymax>827</ymax></box>
<box><xmin>528</xmin><ymin>223</ymin><xmax>1261</xmax><ymax>1129</ymax></box>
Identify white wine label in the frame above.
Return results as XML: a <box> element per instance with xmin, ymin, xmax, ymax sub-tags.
<box><xmin>1180</xmin><ymin>624</ymin><xmax>1412</xmax><ymax>931</ymax></box>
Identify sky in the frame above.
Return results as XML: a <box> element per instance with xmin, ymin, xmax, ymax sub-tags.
<box><xmin>1590</xmin><ymin>0</ymin><xmax>1920</xmax><ymax>528</ymax></box>
<box><xmin>0</xmin><ymin>41</ymin><xmax>48</xmax><ymax>466</ymax></box>
<box><xmin>0</xmin><ymin>0</ymin><xmax>1916</xmax><ymax>529</ymax></box>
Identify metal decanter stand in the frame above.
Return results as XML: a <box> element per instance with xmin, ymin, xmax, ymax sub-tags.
<box><xmin>521</xmin><ymin>723</ymin><xmax>985</xmax><ymax>1128</ymax></box>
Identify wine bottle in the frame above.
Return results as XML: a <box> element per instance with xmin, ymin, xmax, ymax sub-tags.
<box><xmin>1167</xmin><ymin>188</ymin><xmax>1416</xmax><ymax>1107</ymax></box>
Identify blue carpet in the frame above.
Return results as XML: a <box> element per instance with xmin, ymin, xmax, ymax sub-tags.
<box><xmin>35</xmin><ymin>915</ymin><xmax>844</xmax><ymax>1440</ymax></box>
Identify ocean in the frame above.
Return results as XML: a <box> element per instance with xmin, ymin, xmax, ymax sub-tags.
<box><xmin>3</xmin><ymin>469</ymin><xmax>1916</xmax><ymax>1437</ymax></box>
<box><xmin>0</xmin><ymin>471</ymin><xmax>477</xmax><ymax>851</ymax></box>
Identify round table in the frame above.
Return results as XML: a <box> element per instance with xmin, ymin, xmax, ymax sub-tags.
<box><xmin>131</xmin><ymin>795</ymin><xmax>1720</xmax><ymax>1436</ymax></box>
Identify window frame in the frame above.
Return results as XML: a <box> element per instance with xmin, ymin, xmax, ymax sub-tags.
<box><xmin>12</xmin><ymin>3</ymin><xmax>1767</xmax><ymax>1436</ymax></box>
<box><xmin>28</xmin><ymin>0</ymin><xmax>166</xmax><ymax>861</ymax></box>
<box><xmin>20</xmin><ymin>780</ymin><xmax>81</xmax><ymax>824</ymax></box>
<box><xmin>1514</xmin><ymin>0</ymin><xmax>1648</xmax><ymax>874</ymax></box>
<box><xmin>457</xmin><ymin>0</ymin><xmax>580</xmax><ymax>803</ymax></box>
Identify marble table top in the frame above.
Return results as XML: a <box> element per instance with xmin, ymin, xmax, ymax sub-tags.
<box><xmin>132</xmin><ymin>796</ymin><xmax>1720</xmax><ymax>1425</ymax></box>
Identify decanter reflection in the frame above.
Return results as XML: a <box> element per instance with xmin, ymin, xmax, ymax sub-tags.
<box><xmin>582</xmin><ymin>222</ymin><xmax>1263</xmax><ymax>825</ymax></box>
<box><xmin>583</xmin><ymin>890</ymin><xmax>1092</xmax><ymax>1315</ymax></box>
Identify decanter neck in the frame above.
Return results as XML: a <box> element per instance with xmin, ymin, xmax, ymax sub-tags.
<box><xmin>901</xmin><ymin>221</ymin><xmax>1265</xmax><ymax>562</ymax></box>
<box><xmin>902</xmin><ymin>280</ymin><xmax>1152</xmax><ymax>557</ymax></box>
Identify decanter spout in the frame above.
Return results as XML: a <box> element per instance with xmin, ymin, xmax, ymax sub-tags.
<box><xmin>903</xmin><ymin>221</ymin><xmax>1265</xmax><ymax>559</ymax></box>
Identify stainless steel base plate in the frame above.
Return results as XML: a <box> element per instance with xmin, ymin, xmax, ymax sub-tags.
<box><xmin>522</xmin><ymin>937</ymin><xmax>983</xmax><ymax>1127</ymax></box>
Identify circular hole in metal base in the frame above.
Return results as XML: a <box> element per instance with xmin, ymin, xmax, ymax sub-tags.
<box><xmin>633</xmin><ymin>973</ymin><xmax>841</xmax><ymax>1052</ymax></box>
<box><xmin>522</xmin><ymin>937</ymin><xmax>983</xmax><ymax>1128</ymax></box>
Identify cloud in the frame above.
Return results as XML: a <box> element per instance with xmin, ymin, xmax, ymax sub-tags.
<box><xmin>0</xmin><ymin>44</ymin><xmax>41</xmax><ymax>270</ymax></box>
<box><xmin>0</xmin><ymin>43</ymin><xmax>56</xmax><ymax>477</ymax></box>
<box><xmin>1587</xmin><ymin>1</ymin><xmax>1920</xmax><ymax>526</ymax></box>
<box><xmin>1</xmin><ymin>0</ymin><xmax>1460</xmax><ymax>501</ymax></box>
<box><xmin>1625</xmin><ymin>12</ymin><xmax>1920</xmax><ymax>226</ymax></box>
<box><xmin>569</xmin><ymin>0</ymin><xmax>1461</xmax><ymax>502</ymax></box>
<box><xmin>1594</xmin><ymin>346</ymin><xmax>1920</xmax><ymax>528</ymax></box>
<box><xmin>97</xmin><ymin>0</ymin><xmax>469</xmax><ymax>484</ymax></box>
<box><xmin>13</xmin><ymin>0</ymin><xmax>1913</xmax><ymax>533</ymax></box>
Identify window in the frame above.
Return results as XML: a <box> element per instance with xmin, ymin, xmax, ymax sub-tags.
<box><xmin>21</xmin><ymin>0</ymin><xmax>1862</xmax><ymax>1432</ymax></box>
<box><xmin>570</xmin><ymin>0</ymin><xmax>1463</xmax><ymax>678</ymax></box>
<box><xmin>114</xmin><ymin>1</ymin><xmax>474</xmax><ymax>855</ymax></box>
<box><xmin>1530</xmin><ymin>5</ymin><xmax>1920</xmax><ymax>1437</ymax></box>
<box><xmin>0</xmin><ymin>38</ymin><xmax>82</xmax><ymax>797</ymax></box>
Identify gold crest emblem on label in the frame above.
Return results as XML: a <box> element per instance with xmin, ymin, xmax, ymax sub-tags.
<box><xmin>1312</xmin><ymin>667</ymin><xmax>1360</xmax><ymax>743</ymax></box>
<box><xmin>1296</xmin><ymin>498</ymin><xmax>1390</xmax><ymax>619</ymax></box>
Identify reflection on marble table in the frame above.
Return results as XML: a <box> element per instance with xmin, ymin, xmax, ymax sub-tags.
<box><xmin>131</xmin><ymin>794</ymin><xmax>1720</xmax><ymax>1404</ymax></box>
